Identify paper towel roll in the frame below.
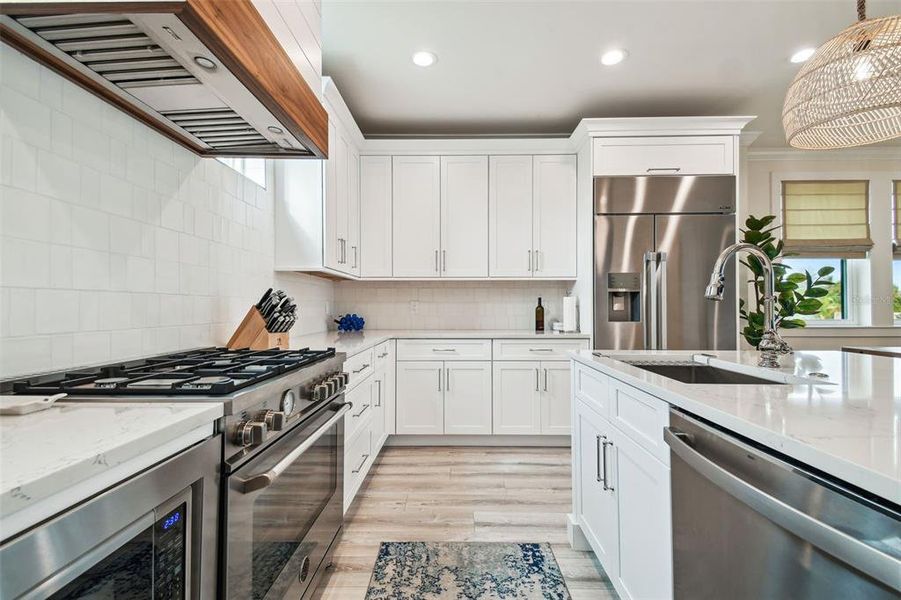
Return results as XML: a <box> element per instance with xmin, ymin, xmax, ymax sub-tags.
<box><xmin>563</xmin><ymin>296</ymin><xmax>578</xmax><ymax>332</ymax></box>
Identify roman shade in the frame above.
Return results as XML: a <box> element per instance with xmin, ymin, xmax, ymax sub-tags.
<box><xmin>894</xmin><ymin>180</ymin><xmax>900</xmax><ymax>255</ymax></box>
<box><xmin>781</xmin><ymin>180</ymin><xmax>872</xmax><ymax>258</ymax></box>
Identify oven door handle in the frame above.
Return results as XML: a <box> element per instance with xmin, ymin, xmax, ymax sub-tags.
<box><xmin>239</xmin><ymin>402</ymin><xmax>352</xmax><ymax>494</ymax></box>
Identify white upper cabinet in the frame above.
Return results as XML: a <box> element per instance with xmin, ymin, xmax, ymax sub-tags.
<box><xmin>489</xmin><ymin>155</ymin><xmax>533</xmax><ymax>277</ymax></box>
<box><xmin>533</xmin><ymin>154</ymin><xmax>577</xmax><ymax>278</ymax></box>
<box><xmin>334</xmin><ymin>131</ymin><xmax>350</xmax><ymax>271</ymax></box>
<box><xmin>392</xmin><ymin>156</ymin><xmax>442</xmax><ymax>277</ymax></box>
<box><xmin>440</xmin><ymin>156</ymin><xmax>488</xmax><ymax>277</ymax></box>
<box><xmin>592</xmin><ymin>136</ymin><xmax>735</xmax><ymax>176</ymax></box>
<box><xmin>360</xmin><ymin>156</ymin><xmax>393</xmax><ymax>277</ymax></box>
<box><xmin>347</xmin><ymin>146</ymin><xmax>361</xmax><ymax>276</ymax></box>
<box><xmin>322</xmin><ymin>120</ymin><xmax>341</xmax><ymax>271</ymax></box>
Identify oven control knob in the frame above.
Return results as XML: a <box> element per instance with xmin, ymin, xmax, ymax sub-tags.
<box><xmin>335</xmin><ymin>372</ymin><xmax>349</xmax><ymax>389</ymax></box>
<box><xmin>261</xmin><ymin>410</ymin><xmax>286</xmax><ymax>431</ymax></box>
<box><xmin>313</xmin><ymin>383</ymin><xmax>329</xmax><ymax>402</ymax></box>
<box><xmin>235</xmin><ymin>420</ymin><xmax>267</xmax><ymax>446</ymax></box>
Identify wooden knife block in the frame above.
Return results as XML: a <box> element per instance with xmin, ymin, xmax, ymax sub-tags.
<box><xmin>227</xmin><ymin>306</ymin><xmax>289</xmax><ymax>350</ymax></box>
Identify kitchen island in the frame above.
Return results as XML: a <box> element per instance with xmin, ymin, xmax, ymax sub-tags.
<box><xmin>568</xmin><ymin>349</ymin><xmax>900</xmax><ymax>600</ymax></box>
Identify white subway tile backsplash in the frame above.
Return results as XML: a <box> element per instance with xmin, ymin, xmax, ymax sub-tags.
<box><xmin>2</xmin><ymin>237</ymin><xmax>50</xmax><ymax>288</ymax></box>
<box><xmin>35</xmin><ymin>289</ymin><xmax>79</xmax><ymax>334</ymax></box>
<box><xmin>1</xmin><ymin>46</ymin><xmax>334</xmax><ymax>378</ymax></box>
<box><xmin>72</xmin><ymin>247</ymin><xmax>110</xmax><ymax>290</ymax></box>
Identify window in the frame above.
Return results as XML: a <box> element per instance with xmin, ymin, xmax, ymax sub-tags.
<box><xmin>779</xmin><ymin>257</ymin><xmax>847</xmax><ymax>321</ymax></box>
<box><xmin>217</xmin><ymin>157</ymin><xmax>267</xmax><ymax>189</ymax></box>
<box><xmin>894</xmin><ymin>181</ymin><xmax>900</xmax><ymax>321</ymax></box>
<box><xmin>781</xmin><ymin>180</ymin><xmax>872</xmax><ymax>258</ymax></box>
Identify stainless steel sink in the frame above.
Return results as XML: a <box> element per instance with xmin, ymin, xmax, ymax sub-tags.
<box><xmin>623</xmin><ymin>362</ymin><xmax>786</xmax><ymax>385</ymax></box>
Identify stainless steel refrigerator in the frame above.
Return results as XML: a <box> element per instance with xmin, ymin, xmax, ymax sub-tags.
<box><xmin>593</xmin><ymin>176</ymin><xmax>737</xmax><ymax>351</ymax></box>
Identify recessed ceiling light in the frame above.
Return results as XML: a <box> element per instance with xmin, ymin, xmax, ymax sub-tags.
<box><xmin>790</xmin><ymin>47</ymin><xmax>816</xmax><ymax>64</ymax></box>
<box><xmin>412</xmin><ymin>51</ymin><xmax>437</xmax><ymax>67</ymax></box>
<box><xmin>600</xmin><ymin>49</ymin><xmax>627</xmax><ymax>66</ymax></box>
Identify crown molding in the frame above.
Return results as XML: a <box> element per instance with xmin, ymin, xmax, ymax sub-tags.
<box><xmin>746</xmin><ymin>145</ymin><xmax>901</xmax><ymax>161</ymax></box>
<box><xmin>571</xmin><ymin>116</ymin><xmax>757</xmax><ymax>141</ymax></box>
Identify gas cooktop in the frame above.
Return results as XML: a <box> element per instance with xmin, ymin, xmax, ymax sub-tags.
<box><xmin>4</xmin><ymin>347</ymin><xmax>337</xmax><ymax>397</ymax></box>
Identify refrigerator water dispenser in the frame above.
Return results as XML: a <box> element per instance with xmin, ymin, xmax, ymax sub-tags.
<box><xmin>607</xmin><ymin>273</ymin><xmax>641</xmax><ymax>322</ymax></box>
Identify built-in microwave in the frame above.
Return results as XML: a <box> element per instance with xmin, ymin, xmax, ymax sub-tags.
<box><xmin>0</xmin><ymin>435</ymin><xmax>220</xmax><ymax>599</ymax></box>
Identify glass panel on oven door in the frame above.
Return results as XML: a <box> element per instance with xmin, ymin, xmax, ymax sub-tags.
<box><xmin>238</xmin><ymin>410</ymin><xmax>339</xmax><ymax>600</ymax></box>
<box><xmin>49</xmin><ymin>525</ymin><xmax>154</xmax><ymax>599</ymax></box>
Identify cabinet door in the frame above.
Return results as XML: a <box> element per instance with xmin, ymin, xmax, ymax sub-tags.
<box><xmin>611</xmin><ymin>427</ymin><xmax>673</xmax><ymax>600</ymax></box>
<box><xmin>323</xmin><ymin>120</ymin><xmax>341</xmax><ymax>271</ymax></box>
<box><xmin>395</xmin><ymin>361</ymin><xmax>444</xmax><ymax>434</ymax></box>
<box><xmin>444</xmin><ymin>361</ymin><xmax>492</xmax><ymax>434</ymax></box>
<box><xmin>371</xmin><ymin>369</ymin><xmax>387</xmax><ymax>453</ymax></box>
<box><xmin>541</xmin><ymin>362</ymin><xmax>571</xmax><ymax>435</ymax></box>
<box><xmin>592</xmin><ymin>136</ymin><xmax>735</xmax><ymax>176</ymax></box>
<box><xmin>576</xmin><ymin>403</ymin><xmax>620</xmax><ymax>577</ymax></box>
<box><xmin>440</xmin><ymin>156</ymin><xmax>488</xmax><ymax>277</ymax></box>
<box><xmin>392</xmin><ymin>156</ymin><xmax>441</xmax><ymax>277</ymax></box>
<box><xmin>360</xmin><ymin>156</ymin><xmax>393</xmax><ymax>277</ymax></box>
<box><xmin>492</xmin><ymin>361</ymin><xmax>541</xmax><ymax>435</ymax></box>
<box><xmin>533</xmin><ymin>155</ymin><xmax>576</xmax><ymax>277</ymax></box>
<box><xmin>334</xmin><ymin>130</ymin><xmax>350</xmax><ymax>272</ymax></box>
<box><xmin>488</xmin><ymin>155</ymin><xmax>533</xmax><ymax>277</ymax></box>
<box><xmin>347</xmin><ymin>146</ymin><xmax>361</xmax><ymax>276</ymax></box>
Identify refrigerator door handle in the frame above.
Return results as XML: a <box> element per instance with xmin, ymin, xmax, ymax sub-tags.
<box><xmin>657</xmin><ymin>252</ymin><xmax>668</xmax><ymax>350</ymax></box>
<box><xmin>644</xmin><ymin>251</ymin><xmax>657</xmax><ymax>350</ymax></box>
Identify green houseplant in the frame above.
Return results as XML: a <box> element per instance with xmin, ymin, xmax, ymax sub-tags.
<box><xmin>738</xmin><ymin>215</ymin><xmax>836</xmax><ymax>348</ymax></box>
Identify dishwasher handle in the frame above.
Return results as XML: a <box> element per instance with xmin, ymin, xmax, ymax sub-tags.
<box><xmin>664</xmin><ymin>427</ymin><xmax>901</xmax><ymax>592</ymax></box>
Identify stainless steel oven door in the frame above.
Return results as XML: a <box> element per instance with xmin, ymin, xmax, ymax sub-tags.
<box><xmin>225</xmin><ymin>399</ymin><xmax>349</xmax><ymax>600</ymax></box>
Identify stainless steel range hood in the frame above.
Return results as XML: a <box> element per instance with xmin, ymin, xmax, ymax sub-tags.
<box><xmin>1</xmin><ymin>2</ymin><xmax>328</xmax><ymax>159</ymax></box>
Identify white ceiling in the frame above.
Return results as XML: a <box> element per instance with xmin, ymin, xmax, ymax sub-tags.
<box><xmin>321</xmin><ymin>0</ymin><xmax>900</xmax><ymax>146</ymax></box>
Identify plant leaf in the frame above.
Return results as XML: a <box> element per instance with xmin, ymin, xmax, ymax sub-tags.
<box><xmin>817</xmin><ymin>266</ymin><xmax>835</xmax><ymax>277</ymax></box>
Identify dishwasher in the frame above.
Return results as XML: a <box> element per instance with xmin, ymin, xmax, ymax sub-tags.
<box><xmin>665</xmin><ymin>410</ymin><xmax>901</xmax><ymax>599</ymax></box>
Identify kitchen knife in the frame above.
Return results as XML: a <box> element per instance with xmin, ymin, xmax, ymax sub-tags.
<box><xmin>256</xmin><ymin>288</ymin><xmax>272</xmax><ymax>309</ymax></box>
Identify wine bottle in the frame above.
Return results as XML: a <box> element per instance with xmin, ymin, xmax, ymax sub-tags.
<box><xmin>535</xmin><ymin>297</ymin><xmax>545</xmax><ymax>332</ymax></box>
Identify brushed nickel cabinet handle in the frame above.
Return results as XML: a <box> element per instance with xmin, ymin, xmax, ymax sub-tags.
<box><xmin>353</xmin><ymin>404</ymin><xmax>369</xmax><ymax>418</ymax></box>
<box><xmin>528</xmin><ymin>249</ymin><xmax>532</xmax><ymax>271</ymax></box>
<box><xmin>596</xmin><ymin>434</ymin><xmax>603</xmax><ymax>483</ymax></box>
<box><xmin>435</xmin><ymin>249</ymin><xmax>439</xmax><ymax>272</ymax></box>
<box><xmin>535</xmin><ymin>368</ymin><xmax>539</xmax><ymax>391</ymax></box>
<box><xmin>602</xmin><ymin>439</ymin><xmax>614</xmax><ymax>491</ymax></box>
<box><xmin>442</xmin><ymin>250</ymin><xmax>447</xmax><ymax>272</ymax></box>
<box><xmin>352</xmin><ymin>454</ymin><xmax>369</xmax><ymax>474</ymax></box>
<box><xmin>543</xmin><ymin>368</ymin><xmax>548</xmax><ymax>392</ymax></box>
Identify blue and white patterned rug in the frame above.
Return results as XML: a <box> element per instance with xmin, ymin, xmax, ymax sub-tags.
<box><xmin>365</xmin><ymin>541</ymin><xmax>571</xmax><ymax>599</ymax></box>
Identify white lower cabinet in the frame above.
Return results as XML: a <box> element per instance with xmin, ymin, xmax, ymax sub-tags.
<box><xmin>396</xmin><ymin>359</ymin><xmax>492</xmax><ymax>434</ymax></box>
<box><xmin>492</xmin><ymin>361</ymin><xmax>541</xmax><ymax>434</ymax></box>
<box><xmin>396</xmin><ymin>361</ymin><xmax>445</xmax><ymax>434</ymax></box>
<box><xmin>572</xmin><ymin>362</ymin><xmax>673</xmax><ymax>600</ymax></box>
<box><xmin>443</xmin><ymin>362</ymin><xmax>492</xmax><ymax>434</ymax></box>
<box><xmin>493</xmin><ymin>360</ymin><xmax>571</xmax><ymax>435</ymax></box>
<box><xmin>610</xmin><ymin>424</ymin><xmax>673</xmax><ymax>600</ymax></box>
<box><xmin>576</xmin><ymin>402</ymin><xmax>619</xmax><ymax>576</ymax></box>
<box><xmin>541</xmin><ymin>362</ymin><xmax>572</xmax><ymax>435</ymax></box>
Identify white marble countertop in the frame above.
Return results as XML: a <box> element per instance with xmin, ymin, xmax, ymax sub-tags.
<box><xmin>570</xmin><ymin>349</ymin><xmax>901</xmax><ymax>504</ymax></box>
<box><xmin>293</xmin><ymin>329</ymin><xmax>590</xmax><ymax>358</ymax></box>
<box><xmin>0</xmin><ymin>402</ymin><xmax>222</xmax><ymax>541</ymax></box>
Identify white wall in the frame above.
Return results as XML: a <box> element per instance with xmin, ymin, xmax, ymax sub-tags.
<box><xmin>740</xmin><ymin>148</ymin><xmax>900</xmax><ymax>350</ymax></box>
<box><xmin>334</xmin><ymin>280</ymin><xmax>572</xmax><ymax>330</ymax></box>
<box><xmin>0</xmin><ymin>45</ymin><xmax>334</xmax><ymax>378</ymax></box>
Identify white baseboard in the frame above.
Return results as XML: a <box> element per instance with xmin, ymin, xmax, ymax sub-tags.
<box><xmin>385</xmin><ymin>434</ymin><xmax>571</xmax><ymax>447</ymax></box>
<box><xmin>567</xmin><ymin>513</ymin><xmax>591</xmax><ymax>551</ymax></box>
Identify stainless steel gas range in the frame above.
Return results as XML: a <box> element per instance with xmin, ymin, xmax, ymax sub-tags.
<box><xmin>3</xmin><ymin>346</ymin><xmax>350</xmax><ymax>600</ymax></box>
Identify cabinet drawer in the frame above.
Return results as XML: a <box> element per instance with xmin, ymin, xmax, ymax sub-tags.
<box><xmin>609</xmin><ymin>378</ymin><xmax>670</xmax><ymax>465</ymax></box>
<box><xmin>344</xmin><ymin>377</ymin><xmax>373</xmax><ymax>441</ymax></box>
<box><xmin>344</xmin><ymin>421</ymin><xmax>372</xmax><ymax>511</ymax></box>
<box><xmin>493</xmin><ymin>338</ymin><xmax>589</xmax><ymax>361</ymax></box>
<box><xmin>592</xmin><ymin>136</ymin><xmax>735</xmax><ymax>176</ymax></box>
<box><xmin>373</xmin><ymin>340</ymin><xmax>392</xmax><ymax>365</ymax></box>
<box><xmin>574</xmin><ymin>364</ymin><xmax>610</xmax><ymax>417</ymax></box>
<box><xmin>345</xmin><ymin>348</ymin><xmax>374</xmax><ymax>389</ymax></box>
<box><xmin>396</xmin><ymin>339</ymin><xmax>491</xmax><ymax>361</ymax></box>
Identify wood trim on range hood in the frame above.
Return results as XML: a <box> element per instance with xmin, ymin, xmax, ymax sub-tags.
<box><xmin>1</xmin><ymin>0</ymin><xmax>329</xmax><ymax>159</ymax></box>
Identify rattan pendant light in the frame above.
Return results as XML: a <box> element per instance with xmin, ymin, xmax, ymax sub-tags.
<box><xmin>782</xmin><ymin>0</ymin><xmax>901</xmax><ymax>149</ymax></box>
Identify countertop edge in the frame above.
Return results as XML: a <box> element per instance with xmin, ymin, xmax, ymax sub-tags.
<box><xmin>568</xmin><ymin>351</ymin><xmax>901</xmax><ymax>506</ymax></box>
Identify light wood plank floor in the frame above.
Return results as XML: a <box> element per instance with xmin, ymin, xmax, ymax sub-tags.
<box><xmin>311</xmin><ymin>446</ymin><xmax>617</xmax><ymax>600</ymax></box>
